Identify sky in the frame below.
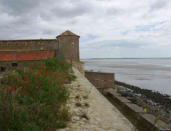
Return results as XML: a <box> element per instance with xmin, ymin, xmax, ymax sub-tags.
<box><xmin>0</xmin><ymin>0</ymin><xmax>171</xmax><ymax>58</ymax></box>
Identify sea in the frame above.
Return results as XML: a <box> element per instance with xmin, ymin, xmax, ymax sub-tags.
<box><xmin>83</xmin><ymin>58</ymin><xmax>171</xmax><ymax>96</ymax></box>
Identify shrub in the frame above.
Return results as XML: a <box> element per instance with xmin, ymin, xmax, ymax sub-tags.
<box><xmin>0</xmin><ymin>57</ymin><xmax>75</xmax><ymax>130</ymax></box>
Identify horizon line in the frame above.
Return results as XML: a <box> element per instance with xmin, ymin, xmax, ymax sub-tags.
<box><xmin>81</xmin><ymin>57</ymin><xmax>171</xmax><ymax>59</ymax></box>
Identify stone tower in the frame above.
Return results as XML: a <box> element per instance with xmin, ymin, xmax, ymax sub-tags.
<box><xmin>56</xmin><ymin>30</ymin><xmax>80</xmax><ymax>61</ymax></box>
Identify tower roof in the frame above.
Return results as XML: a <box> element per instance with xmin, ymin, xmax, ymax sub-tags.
<box><xmin>57</xmin><ymin>30</ymin><xmax>80</xmax><ymax>38</ymax></box>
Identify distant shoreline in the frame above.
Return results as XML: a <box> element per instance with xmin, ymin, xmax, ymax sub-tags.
<box><xmin>82</xmin><ymin>57</ymin><xmax>171</xmax><ymax>60</ymax></box>
<box><xmin>83</xmin><ymin>58</ymin><xmax>171</xmax><ymax>96</ymax></box>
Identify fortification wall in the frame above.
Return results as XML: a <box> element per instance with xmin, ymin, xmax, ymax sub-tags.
<box><xmin>103</xmin><ymin>89</ymin><xmax>170</xmax><ymax>131</ymax></box>
<box><xmin>0</xmin><ymin>39</ymin><xmax>57</xmax><ymax>62</ymax></box>
<box><xmin>66</xmin><ymin>68</ymin><xmax>134</xmax><ymax>130</ymax></box>
<box><xmin>72</xmin><ymin>61</ymin><xmax>84</xmax><ymax>74</ymax></box>
<box><xmin>58</xmin><ymin>36</ymin><xmax>79</xmax><ymax>61</ymax></box>
<box><xmin>0</xmin><ymin>50</ymin><xmax>54</xmax><ymax>61</ymax></box>
<box><xmin>0</xmin><ymin>30</ymin><xmax>80</xmax><ymax>72</ymax></box>
<box><xmin>65</xmin><ymin>59</ymin><xmax>84</xmax><ymax>74</ymax></box>
<box><xmin>85</xmin><ymin>71</ymin><xmax>115</xmax><ymax>89</ymax></box>
<box><xmin>0</xmin><ymin>39</ymin><xmax>57</xmax><ymax>51</ymax></box>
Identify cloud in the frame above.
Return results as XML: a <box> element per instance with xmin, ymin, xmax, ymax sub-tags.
<box><xmin>135</xmin><ymin>21</ymin><xmax>165</xmax><ymax>32</ymax></box>
<box><xmin>51</xmin><ymin>2</ymin><xmax>92</xmax><ymax>18</ymax></box>
<box><xmin>0</xmin><ymin>0</ymin><xmax>171</xmax><ymax>58</ymax></box>
<box><xmin>0</xmin><ymin>0</ymin><xmax>41</xmax><ymax>15</ymax></box>
<box><xmin>82</xmin><ymin>39</ymin><xmax>150</xmax><ymax>49</ymax></box>
<box><xmin>106</xmin><ymin>7</ymin><xmax>124</xmax><ymax>16</ymax></box>
<box><xmin>150</xmin><ymin>0</ymin><xmax>170</xmax><ymax>11</ymax></box>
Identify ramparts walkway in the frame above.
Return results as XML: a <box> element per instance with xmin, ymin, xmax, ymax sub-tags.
<box><xmin>60</xmin><ymin>68</ymin><xmax>135</xmax><ymax>131</ymax></box>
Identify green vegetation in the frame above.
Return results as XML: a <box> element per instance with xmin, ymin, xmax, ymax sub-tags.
<box><xmin>0</xmin><ymin>57</ymin><xmax>75</xmax><ymax>130</ymax></box>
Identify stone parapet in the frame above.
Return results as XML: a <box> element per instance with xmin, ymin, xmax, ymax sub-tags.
<box><xmin>103</xmin><ymin>88</ymin><xmax>171</xmax><ymax>131</ymax></box>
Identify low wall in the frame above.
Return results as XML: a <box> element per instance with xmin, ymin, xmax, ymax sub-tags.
<box><xmin>85</xmin><ymin>71</ymin><xmax>115</xmax><ymax>89</ymax></box>
<box><xmin>103</xmin><ymin>89</ymin><xmax>170</xmax><ymax>131</ymax></box>
<box><xmin>65</xmin><ymin>59</ymin><xmax>84</xmax><ymax>74</ymax></box>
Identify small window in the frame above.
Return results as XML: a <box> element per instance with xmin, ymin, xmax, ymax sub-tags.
<box><xmin>12</xmin><ymin>63</ymin><xmax>18</xmax><ymax>67</ymax></box>
<box><xmin>0</xmin><ymin>66</ymin><xmax>6</xmax><ymax>72</ymax></box>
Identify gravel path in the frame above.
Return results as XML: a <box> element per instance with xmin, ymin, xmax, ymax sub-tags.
<box><xmin>58</xmin><ymin>68</ymin><xmax>135</xmax><ymax>131</ymax></box>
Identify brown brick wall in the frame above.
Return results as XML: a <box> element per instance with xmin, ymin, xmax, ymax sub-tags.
<box><xmin>0</xmin><ymin>51</ymin><xmax>54</xmax><ymax>61</ymax></box>
<box><xmin>85</xmin><ymin>71</ymin><xmax>115</xmax><ymax>88</ymax></box>
<box><xmin>57</xmin><ymin>36</ymin><xmax>79</xmax><ymax>61</ymax></box>
<box><xmin>0</xmin><ymin>39</ymin><xmax>57</xmax><ymax>51</ymax></box>
<box><xmin>0</xmin><ymin>31</ymin><xmax>80</xmax><ymax>63</ymax></box>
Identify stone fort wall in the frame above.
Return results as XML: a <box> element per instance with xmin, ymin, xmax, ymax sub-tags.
<box><xmin>85</xmin><ymin>71</ymin><xmax>115</xmax><ymax>89</ymax></box>
<box><xmin>0</xmin><ymin>30</ymin><xmax>80</xmax><ymax>72</ymax></box>
<box><xmin>0</xmin><ymin>39</ymin><xmax>57</xmax><ymax>51</ymax></box>
<box><xmin>57</xmin><ymin>35</ymin><xmax>79</xmax><ymax>61</ymax></box>
<box><xmin>0</xmin><ymin>50</ymin><xmax>55</xmax><ymax>61</ymax></box>
<box><xmin>0</xmin><ymin>39</ymin><xmax>57</xmax><ymax>62</ymax></box>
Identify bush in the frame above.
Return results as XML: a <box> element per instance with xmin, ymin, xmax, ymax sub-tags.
<box><xmin>0</xmin><ymin>57</ymin><xmax>75</xmax><ymax>130</ymax></box>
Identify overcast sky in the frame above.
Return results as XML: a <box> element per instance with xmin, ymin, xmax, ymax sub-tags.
<box><xmin>0</xmin><ymin>0</ymin><xmax>171</xmax><ymax>58</ymax></box>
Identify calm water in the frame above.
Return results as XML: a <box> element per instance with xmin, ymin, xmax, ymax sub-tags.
<box><xmin>83</xmin><ymin>58</ymin><xmax>171</xmax><ymax>96</ymax></box>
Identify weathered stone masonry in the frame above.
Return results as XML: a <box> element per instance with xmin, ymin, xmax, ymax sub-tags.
<box><xmin>85</xmin><ymin>71</ymin><xmax>115</xmax><ymax>89</ymax></box>
<box><xmin>0</xmin><ymin>30</ymin><xmax>80</xmax><ymax>71</ymax></box>
<box><xmin>0</xmin><ymin>51</ymin><xmax>54</xmax><ymax>61</ymax></box>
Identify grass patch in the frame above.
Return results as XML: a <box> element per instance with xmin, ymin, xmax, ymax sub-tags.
<box><xmin>0</xmin><ymin>57</ymin><xmax>75</xmax><ymax>130</ymax></box>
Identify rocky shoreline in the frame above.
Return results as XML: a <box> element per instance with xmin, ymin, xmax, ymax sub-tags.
<box><xmin>115</xmin><ymin>80</ymin><xmax>171</xmax><ymax>124</ymax></box>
